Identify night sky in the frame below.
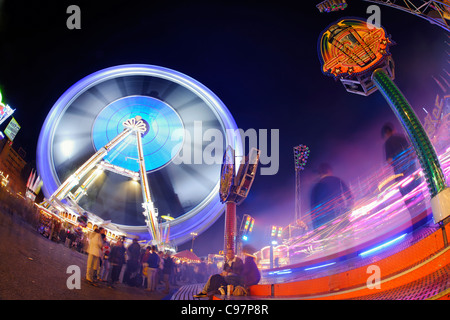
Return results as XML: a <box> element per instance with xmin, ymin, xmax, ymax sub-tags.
<box><xmin>0</xmin><ymin>0</ymin><xmax>447</xmax><ymax>256</ymax></box>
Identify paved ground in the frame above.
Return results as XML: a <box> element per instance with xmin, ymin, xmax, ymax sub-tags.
<box><xmin>0</xmin><ymin>210</ymin><xmax>175</xmax><ymax>300</ymax></box>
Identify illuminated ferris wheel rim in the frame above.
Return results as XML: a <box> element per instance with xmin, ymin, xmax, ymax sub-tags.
<box><xmin>38</xmin><ymin>64</ymin><xmax>240</xmax><ymax>189</ymax></box>
<box><xmin>37</xmin><ymin>64</ymin><xmax>243</xmax><ymax>244</ymax></box>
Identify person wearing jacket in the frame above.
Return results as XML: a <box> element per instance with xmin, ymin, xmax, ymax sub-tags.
<box><xmin>107</xmin><ymin>239</ymin><xmax>126</xmax><ymax>288</ymax></box>
<box><xmin>145</xmin><ymin>246</ymin><xmax>160</xmax><ymax>292</ymax></box>
<box><xmin>194</xmin><ymin>249</ymin><xmax>243</xmax><ymax>298</ymax></box>
<box><xmin>222</xmin><ymin>248</ymin><xmax>244</xmax><ymax>286</ymax></box>
<box><xmin>85</xmin><ymin>227</ymin><xmax>104</xmax><ymax>284</ymax></box>
<box><xmin>241</xmin><ymin>246</ymin><xmax>261</xmax><ymax>288</ymax></box>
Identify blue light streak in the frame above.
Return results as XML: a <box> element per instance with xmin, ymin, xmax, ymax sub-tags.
<box><xmin>304</xmin><ymin>262</ymin><xmax>336</xmax><ymax>271</ymax></box>
<box><xmin>268</xmin><ymin>269</ymin><xmax>292</xmax><ymax>275</ymax></box>
<box><xmin>359</xmin><ymin>233</ymin><xmax>407</xmax><ymax>257</ymax></box>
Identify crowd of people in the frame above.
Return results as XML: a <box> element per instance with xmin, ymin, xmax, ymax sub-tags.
<box><xmin>33</xmin><ymin>211</ymin><xmax>261</xmax><ymax>297</ymax></box>
<box><xmin>80</xmin><ymin>226</ymin><xmax>239</xmax><ymax>295</ymax></box>
<box><xmin>1</xmin><ymin>180</ymin><xmax>263</xmax><ymax>298</ymax></box>
<box><xmin>37</xmin><ymin>214</ymin><xmax>89</xmax><ymax>253</ymax></box>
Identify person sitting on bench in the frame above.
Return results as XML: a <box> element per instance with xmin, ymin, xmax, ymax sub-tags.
<box><xmin>241</xmin><ymin>245</ymin><xmax>261</xmax><ymax>288</ymax></box>
<box><xmin>194</xmin><ymin>248</ymin><xmax>243</xmax><ymax>298</ymax></box>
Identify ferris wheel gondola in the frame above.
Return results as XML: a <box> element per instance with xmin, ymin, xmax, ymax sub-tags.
<box><xmin>37</xmin><ymin>64</ymin><xmax>243</xmax><ymax>245</ymax></box>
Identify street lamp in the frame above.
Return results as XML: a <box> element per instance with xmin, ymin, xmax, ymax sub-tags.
<box><xmin>270</xmin><ymin>225</ymin><xmax>283</xmax><ymax>268</ymax></box>
<box><xmin>190</xmin><ymin>232</ymin><xmax>198</xmax><ymax>252</ymax></box>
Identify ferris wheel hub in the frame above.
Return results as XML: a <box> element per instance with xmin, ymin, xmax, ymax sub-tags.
<box><xmin>122</xmin><ymin>115</ymin><xmax>149</xmax><ymax>135</ymax></box>
<box><xmin>92</xmin><ymin>95</ymin><xmax>185</xmax><ymax>173</ymax></box>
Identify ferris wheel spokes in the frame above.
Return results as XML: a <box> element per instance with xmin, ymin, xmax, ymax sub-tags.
<box><xmin>133</xmin><ymin>116</ymin><xmax>161</xmax><ymax>244</ymax></box>
<box><xmin>48</xmin><ymin>115</ymin><xmax>161</xmax><ymax>243</ymax></box>
<box><xmin>49</xmin><ymin>125</ymin><xmax>134</xmax><ymax>202</ymax></box>
<box><xmin>71</xmin><ymin>166</ymin><xmax>104</xmax><ymax>202</ymax></box>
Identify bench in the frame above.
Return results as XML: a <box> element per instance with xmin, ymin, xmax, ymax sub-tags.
<box><xmin>170</xmin><ymin>283</ymin><xmax>206</xmax><ymax>300</ymax></box>
<box><xmin>212</xmin><ymin>284</ymin><xmax>273</xmax><ymax>300</ymax></box>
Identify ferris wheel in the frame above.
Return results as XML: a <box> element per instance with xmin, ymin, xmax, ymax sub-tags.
<box><xmin>36</xmin><ymin>64</ymin><xmax>243</xmax><ymax>246</ymax></box>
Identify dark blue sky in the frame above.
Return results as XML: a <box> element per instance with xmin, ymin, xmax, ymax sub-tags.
<box><xmin>0</xmin><ymin>0</ymin><xmax>447</xmax><ymax>256</ymax></box>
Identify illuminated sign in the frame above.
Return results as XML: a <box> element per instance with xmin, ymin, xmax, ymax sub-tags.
<box><xmin>318</xmin><ymin>18</ymin><xmax>392</xmax><ymax>79</ymax></box>
<box><xmin>0</xmin><ymin>90</ymin><xmax>15</xmax><ymax>126</ymax></box>
<box><xmin>270</xmin><ymin>225</ymin><xmax>283</xmax><ymax>238</ymax></box>
<box><xmin>244</xmin><ymin>215</ymin><xmax>251</xmax><ymax>231</ymax></box>
<box><xmin>249</xmin><ymin>218</ymin><xmax>255</xmax><ymax>232</ymax></box>
<box><xmin>4</xmin><ymin>117</ymin><xmax>20</xmax><ymax>141</ymax></box>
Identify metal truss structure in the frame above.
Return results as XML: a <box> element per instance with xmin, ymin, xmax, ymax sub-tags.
<box><xmin>365</xmin><ymin>1</ymin><xmax>450</xmax><ymax>32</ymax></box>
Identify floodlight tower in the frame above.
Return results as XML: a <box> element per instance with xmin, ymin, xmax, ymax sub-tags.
<box><xmin>318</xmin><ymin>18</ymin><xmax>450</xmax><ymax>224</ymax></box>
<box><xmin>220</xmin><ymin>147</ymin><xmax>260</xmax><ymax>254</ymax></box>
<box><xmin>293</xmin><ymin>145</ymin><xmax>310</xmax><ymax>223</ymax></box>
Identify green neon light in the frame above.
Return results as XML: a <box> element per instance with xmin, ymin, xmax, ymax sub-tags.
<box><xmin>371</xmin><ymin>68</ymin><xmax>447</xmax><ymax>198</ymax></box>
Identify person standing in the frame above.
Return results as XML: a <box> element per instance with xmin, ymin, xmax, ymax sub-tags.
<box><xmin>310</xmin><ymin>163</ymin><xmax>353</xmax><ymax>231</ymax></box>
<box><xmin>99</xmin><ymin>236</ymin><xmax>110</xmax><ymax>282</ymax></box>
<box><xmin>382</xmin><ymin>123</ymin><xmax>420</xmax><ymax>197</ymax></box>
<box><xmin>162</xmin><ymin>252</ymin><xmax>174</xmax><ymax>294</ymax></box>
<box><xmin>107</xmin><ymin>239</ymin><xmax>126</xmax><ymax>288</ymax></box>
<box><xmin>145</xmin><ymin>246</ymin><xmax>159</xmax><ymax>292</ymax></box>
<box><xmin>141</xmin><ymin>246</ymin><xmax>151</xmax><ymax>288</ymax></box>
<box><xmin>141</xmin><ymin>246</ymin><xmax>151</xmax><ymax>267</ymax></box>
<box><xmin>124</xmin><ymin>238</ymin><xmax>141</xmax><ymax>285</ymax></box>
<box><xmin>196</xmin><ymin>258</ymin><xmax>207</xmax><ymax>283</ymax></box>
<box><xmin>157</xmin><ymin>251</ymin><xmax>164</xmax><ymax>285</ymax></box>
<box><xmin>85</xmin><ymin>227</ymin><xmax>104</xmax><ymax>285</ymax></box>
<box><xmin>382</xmin><ymin>122</ymin><xmax>424</xmax><ymax>228</ymax></box>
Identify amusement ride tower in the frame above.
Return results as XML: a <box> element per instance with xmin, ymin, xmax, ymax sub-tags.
<box><xmin>219</xmin><ymin>146</ymin><xmax>260</xmax><ymax>254</ymax></box>
<box><xmin>318</xmin><ymin>18</ymin><xmax>450</xmax><ymax>224</ymax></box>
